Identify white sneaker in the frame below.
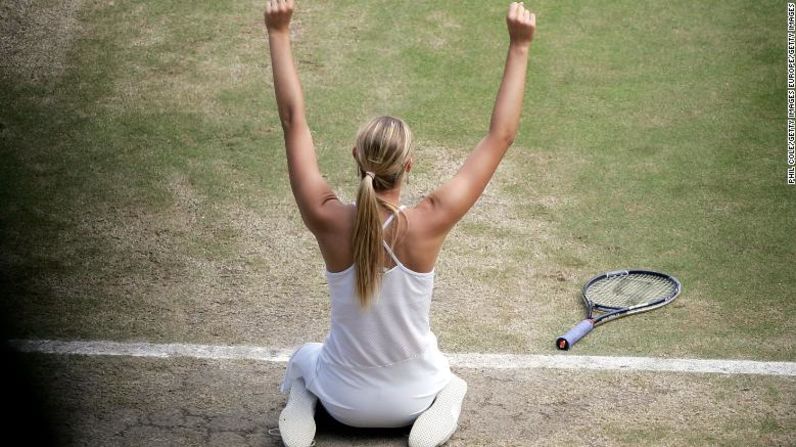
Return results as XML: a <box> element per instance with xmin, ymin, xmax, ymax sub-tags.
<box><xmin>278</xmin><ymin>379</ymin><xmax>318</xmax><ymax>447</ymax></box>
<box><xmin>408</xmin><ymin>375</ymin><xmax>468</xmax><ymax>447</ymax></box>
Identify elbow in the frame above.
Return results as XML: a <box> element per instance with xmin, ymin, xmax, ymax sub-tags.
<box><xmin>488</xmin><ymin>120</ymin><xmax>518</xmax><ymax>147</ymax></box>
<box><xmin>278</xmin><ymin>105</ymin><xmax>304</xmax><ymax>131</ymax></box>
<box><xmin>279</xmin><ymin>111</ymin><xmax>296</xmax><ymax>131</ymax></box>
<box><xmin>491</xmin><ymin>130</ymin><xmax>516</xmax><ymax>148</ymax></box>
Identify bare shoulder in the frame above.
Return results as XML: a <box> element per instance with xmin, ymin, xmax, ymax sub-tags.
<box><xmin>397</xmin><ymin>197</ymin><xmax>448</xmax><ymax>272</ymax></box>
<box><xmin>404</xmin><ymin>193</ymin><xmax>454</xmax><ymax>240</ymax></box>
<box><xmin>313</xmin><ymin>201</ymin><xmax>356</xmax><ymax>272</ymax></box>
<box><xmin>313</xmin><ymin>199</ymin><xmax>356</xmax><ymax>234</ymax></box>
<box><xmin>402</xmin><ymin>197</ymin><xmax>434</xmax><ymax>235</ymax></box>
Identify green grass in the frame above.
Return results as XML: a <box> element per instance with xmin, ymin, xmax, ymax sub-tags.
<box><xmin>530</xmin><ymin>0</ymin><xmax>794</xmax><ymax>359</ymax></box>
<box><xmin>0</xmin><ymin>0</ymin><xmax>793</xmax><ymax>362</ymax></box>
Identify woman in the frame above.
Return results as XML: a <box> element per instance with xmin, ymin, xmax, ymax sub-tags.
<box><xmin>264</xmin><ymin>1</ymin><xmax>536</xmax><ymax>446</ymax></box>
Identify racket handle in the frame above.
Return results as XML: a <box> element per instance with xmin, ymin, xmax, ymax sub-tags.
<box><xmin>556</xmin><ymin>319</ymin><xmax>594</xmax><ymax>350</ymax></box>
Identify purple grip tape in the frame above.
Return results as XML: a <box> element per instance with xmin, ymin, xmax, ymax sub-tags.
<box><xmin>556</xmin><ymin>319</ymin><xmax>594</xmax><ymax>350</ymax></box>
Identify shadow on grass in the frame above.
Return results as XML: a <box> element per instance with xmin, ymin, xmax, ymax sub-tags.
<box><xmin>0</xmin><ymin>314</ymin><xmax>58</xmax><ymax>446</ymax></box>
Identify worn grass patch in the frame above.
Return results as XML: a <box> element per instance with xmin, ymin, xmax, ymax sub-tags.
<box><xmin>0</xmin><ymin>0</ymin><xmax>85</xmax><ymax>83</ymax></box>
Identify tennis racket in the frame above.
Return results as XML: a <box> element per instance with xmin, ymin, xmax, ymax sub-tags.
<box><xmin>556</xmin><ymin>269</ymin><xmax>682</xmax><ymax>351</ymax></box>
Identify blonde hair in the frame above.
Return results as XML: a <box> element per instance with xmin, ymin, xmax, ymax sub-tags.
<box><xmin>352</xmin><ymin>116</ymin><xmax>414</xmax><ymax>308</ymax></box>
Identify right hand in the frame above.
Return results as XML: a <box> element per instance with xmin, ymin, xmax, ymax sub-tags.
<box><xmin>265</xmin><ymin>0</ymin><xmax>294</xmax><ymax>34</ymax></box>
<box><xmin>506</xmin><ymin>2</ymin><xmax>536</xmax><ymax>46</ymax></box>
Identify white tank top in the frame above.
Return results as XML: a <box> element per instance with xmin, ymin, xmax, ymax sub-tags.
<box><xmin>315</xmin><ymin>206</ymin><xmax>451</xmax><ymax>414</ymax></box>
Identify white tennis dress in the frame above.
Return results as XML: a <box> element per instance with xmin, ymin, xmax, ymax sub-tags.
<box><xmin>280</xmin><ymin>206</ymin><xmax>453</xmax><ymax>428</ymax></box>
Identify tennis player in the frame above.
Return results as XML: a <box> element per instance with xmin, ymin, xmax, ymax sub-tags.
<box><xmin>265</xmin><ymin>1</ymin><xmax>535</xmax><ymax>446</ymax></box>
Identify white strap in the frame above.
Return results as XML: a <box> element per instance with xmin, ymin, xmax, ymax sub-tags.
<box><xmin>382</xmin><ymin>205</ymin><xmax>406</xmax><ymax>267</ymax></box>
<box><xmin>382</xmin><ymin>240</ymin><xmax>402</xmax><ymax>268</ymax></box>
<box><xmin>382</xmin><ymin>214</ymin><xmax>395</xmax><ymax>229</ymax></box>
<box><xmin>381</xmin><ymin>205</ymin><xmax>406</xmax><ymax>229</ymax></box>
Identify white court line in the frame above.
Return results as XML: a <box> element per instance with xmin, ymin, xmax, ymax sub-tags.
<box><xmin>7</xmin><ymin>339</ymin><xmax>796</xmax><ymax>377</ymax></box>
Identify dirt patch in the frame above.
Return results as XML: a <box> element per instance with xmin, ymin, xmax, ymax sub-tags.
<box><xmin>0</xmin><ymin>0</ymin><xmax>85</xmax><ymax>82</ymax></box>
<box><xmin>18</xmin><ymin>353</ymin><xmax>796</xmax><ymax>446</ymax></box>
<box><xmin>456</xmin><ymin>368</ymin><xmax>796</xmax><ymax>446</ymax></box>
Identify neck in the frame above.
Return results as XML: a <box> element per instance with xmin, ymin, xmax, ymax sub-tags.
<box><xmin>376</xmin><ymin>187</ymin><xmax>402</xmax><ymax>208</ymax></box>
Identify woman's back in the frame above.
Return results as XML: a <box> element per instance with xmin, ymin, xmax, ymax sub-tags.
<box><xmin>320</xmin><ymin>202</ymin><xmax>446</xmax><ymax>275</ymax></box>
<box><xmin>323</xmin><ymin>207</ymin><xmax>437</xmax><ymax>368</ymax></box>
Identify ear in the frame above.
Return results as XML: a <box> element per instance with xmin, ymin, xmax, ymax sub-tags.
<box><xmin>404</xmin><ymin>157</ymin><xmax>413</xmax><ymax>173</ymax></box>
<box><xmin>352</xmin><ymin>146</ymin><xmax>357</xmax><ymax>159</ymax></box>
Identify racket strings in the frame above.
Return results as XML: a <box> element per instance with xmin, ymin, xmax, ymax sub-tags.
<box><xmin>587</xmin><ymin>273</ymin><xmax>676</xmax><ymax>308</ymax></box>
<box><xmin>615</xmin><ymin>274</ymin><xmax>674</xmax><ymax>305</ymax></box>
<box><xmin>605</xmin><ymin>274</ymin><xmax>674</xmax><ymax>306</ymax></box>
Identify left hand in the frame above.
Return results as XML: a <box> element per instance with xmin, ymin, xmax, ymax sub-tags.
<box><xmin>265</xmin><ymin>0</ymin><xmax>294</xmax><ymax>33</ymax></box>
<box><xmin>506</xmin><ymin>2</ymin><xmax>536</xmax><ymax>47</ymax></box>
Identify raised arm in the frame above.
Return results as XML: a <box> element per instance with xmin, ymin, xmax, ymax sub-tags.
<box><xmin>265</xmin><ymin>0</ymin><xmax>340</xmax><ymax>234</ymax></box>
<box><xmin>424</xmin><ymin>2</ymin><xmax>536</xmax><ymax>234</ymax></box>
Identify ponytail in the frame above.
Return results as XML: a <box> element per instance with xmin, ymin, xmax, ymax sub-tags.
<box><xmin>351</xmin><ymin>115</ymin><xmax>414</xmax><ymax>308</ymax></box>
<box><xmin>352</xmin><ymin>172</ymin><xmax>383</xmax><ymax>307</ymax></box>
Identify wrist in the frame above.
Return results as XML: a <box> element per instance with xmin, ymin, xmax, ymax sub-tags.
<box><xmin>267</xmin><ymin>27</ymin><xmax>290</xmax><ymax>38</ymax></box>
<box><xmin>509</xmin><ymin>41</ymin><xmax>531</xmax><ymax>52</ymax></box>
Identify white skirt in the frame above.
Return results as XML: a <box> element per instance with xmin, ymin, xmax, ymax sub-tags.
<box><xmin>280</xmin><ymin>342</ymin><xmax>452</xmax><ymax>428</ymax></box>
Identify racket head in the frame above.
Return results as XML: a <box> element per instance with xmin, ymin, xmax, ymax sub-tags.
<box><xmin>582</xmin><ymin>269</ymin><xmax>681</xmax><ymax>317</ymax></box>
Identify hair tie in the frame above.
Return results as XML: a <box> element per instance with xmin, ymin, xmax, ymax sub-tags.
<box><xmin>364</xmin><ymin>171</ymin><xmax>375</xmax><ymax>180</ymax></box>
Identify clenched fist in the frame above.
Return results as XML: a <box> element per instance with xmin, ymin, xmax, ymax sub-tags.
<box><xmin>265</xmin><ymin>0</ymin><xmax>294</xmax><ymax>33</ymax></box>
<box><xmin>507</xmin><ymin>2</ymin><xmax>536</xmax><ymax>47</ymax></box>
